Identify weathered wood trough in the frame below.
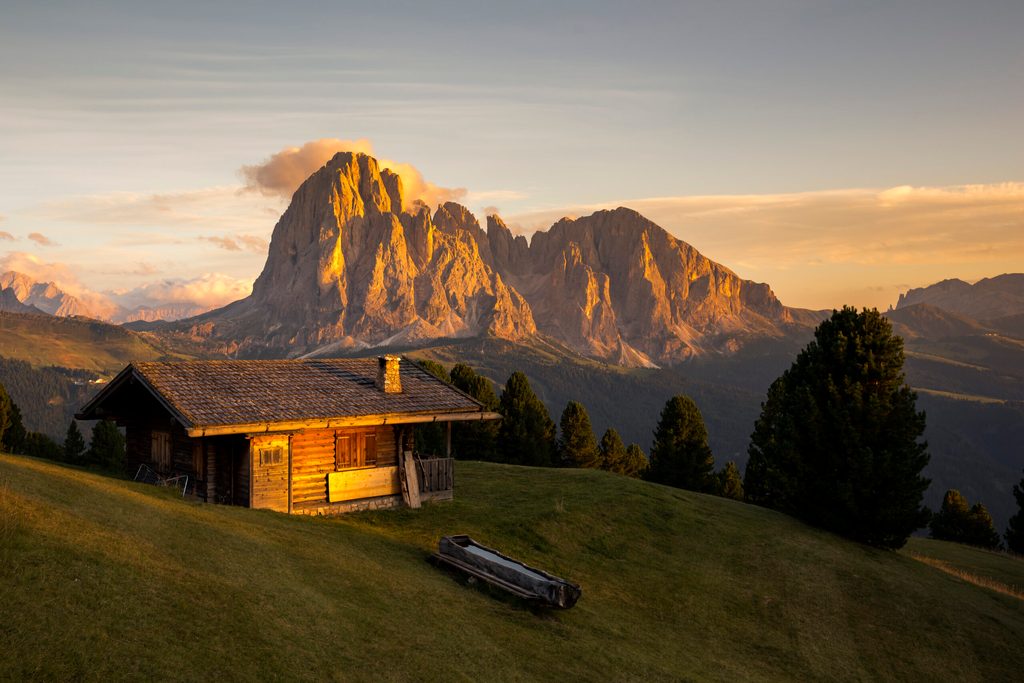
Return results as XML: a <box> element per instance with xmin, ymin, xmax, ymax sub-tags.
<box><xmin>430</xmin><ymin>535</ymin><xmax>582</xmax><ymax>609</ymax></box>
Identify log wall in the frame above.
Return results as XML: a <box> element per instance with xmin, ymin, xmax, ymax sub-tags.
<box><xmin>290</xmin><ymin>426</ymin><xmax>398</xmax><ymax>508</ymax></box>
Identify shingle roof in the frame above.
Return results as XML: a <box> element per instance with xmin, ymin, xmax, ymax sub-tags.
<box><xmin>81</xmin><ymin>357</ymin><xmax>489</xmax><ymax>433</ymax></box>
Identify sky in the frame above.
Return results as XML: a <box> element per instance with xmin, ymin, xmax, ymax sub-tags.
<box><xmin>1</xmin><ymin>0</ymin><xmax>1022</xmax><ymax>312</ymax></box>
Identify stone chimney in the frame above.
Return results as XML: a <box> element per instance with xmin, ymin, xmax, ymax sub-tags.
<box><xmin>376</xmin><ymin>355</ymin><xmax>402</xmax><ymax>393</ymax></box>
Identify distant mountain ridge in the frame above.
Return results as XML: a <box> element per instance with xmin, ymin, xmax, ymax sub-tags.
<box><xmin>896</xmin><ymin>274</ymin><xmax>1024</xmax><ymax>321</ymax></box>
<box><xmin>177</xmin><ymin>151</ymin><xmax>819</xmax><ymax>365</ymax></box>
<box><xmin>0</xmin><ymin>271</ymin><xmax>209</xmax><ymax>324</ymax></box>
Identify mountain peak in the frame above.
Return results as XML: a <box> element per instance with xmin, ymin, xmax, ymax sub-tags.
<box><xmin>187</xmin><ymin>151</ymin><xmax>809</xmax><ymax>364</ymax></box>
<box><xmin>896</xmin><ymin>274</ymin><xmax>1024</xmax><ymax>321</ymax></box>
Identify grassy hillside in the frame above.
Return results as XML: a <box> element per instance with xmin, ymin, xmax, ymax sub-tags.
<box><xmin>0</xmin><ymin>311</ymin><xmax>185</xmax><ymax>373</ymax></box>
<box><xmin>2</xmin><ymin>455</ymin><xmax>1022</xmax><ymax>681</ymax></box>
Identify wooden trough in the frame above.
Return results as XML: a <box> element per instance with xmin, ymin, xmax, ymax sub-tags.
<box><xmin>430</xmin><ymin>535</ymin><xmax>581</xmax><ymax>609</ymax></box>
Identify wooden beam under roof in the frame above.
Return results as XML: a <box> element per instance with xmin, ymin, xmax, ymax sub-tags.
<box><xmin>187</xmin><ymin>410</ymin><xmax>502</xmax><ymax>438</ymax></box>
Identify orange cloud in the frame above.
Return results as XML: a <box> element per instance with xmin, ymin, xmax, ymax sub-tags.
<box><xmin>0</xmin><ymin>231</ymin><xmax>13</xmax><ymax>241</ymax></box>
<box><xmin>27</xmin><ymin>232</ymin><xmax>57</xmax><ymax>247</ymax></box>
<box><xmin>201</xmin><ymin>234</ymin><xmax>268</xmax><ymax>253</ymax></box>
<box><xmin>241</xmin><ymin>137</ymin><xmax>467</xmax><ymax>209</ymax></box>
<box><xmin>111</xmin><ymin>273</ymin><xmax>252</xmax><ymax>310</ymax></box>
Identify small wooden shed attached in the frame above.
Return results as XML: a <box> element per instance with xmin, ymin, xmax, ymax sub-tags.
<box><xmin>77</xmin><ymin>355</ymin><xmax>499</xmax><ymax>514</ymax></box>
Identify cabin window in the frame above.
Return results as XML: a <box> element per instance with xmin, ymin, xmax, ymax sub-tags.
<box><xmin>335</xmin><ymin>430</ymin><xmax>378</xmax><ymax>470</ymax></box>
<box><xmin>151</xmin><ymin>431</ymin><xmax>171</xmax><ymax>470</ymax></box>
<box><xmin>259</xmin><ymin>447</ymin><xmax>283</xmax><ymax>467</ymax></box>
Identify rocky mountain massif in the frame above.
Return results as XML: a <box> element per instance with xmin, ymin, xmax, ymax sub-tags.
<box><xmin>178</xmin><ymin>152</ymin><xmax>818</xmax><ymax>365</ymax></box>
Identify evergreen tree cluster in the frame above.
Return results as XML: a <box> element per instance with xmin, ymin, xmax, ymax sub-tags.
<box><xmin>2</xmin><ymin>378</ymin><xmax>123</xmax><ymax>468</ymax></box>
<box><xmin>412</xmin><ymin>360</ymin><xmax>648</xmax><ymax>475</ymax></box>
<box><xmin>929</xmin><ymin>489</ymin><xmax>1001</xmax><ymax>550</ymax></box>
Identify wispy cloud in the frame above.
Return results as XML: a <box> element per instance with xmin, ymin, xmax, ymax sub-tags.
<box><xmin>0</xmin><ymin>231</ymin><xmax>14</xmax><ymax>241</ymax></box>
<box><xmin>241</xmin><ymin>137</ymin><xmax>467</xmax><ymax>209</ymax></box>
<box><xmin>27</xmin><ymin>232</ymin><xmax>57</xmax><ymax>247</ymax></box>
<box><xmin>201</xmin><ymin>234</ymin><xmax>268</xmax><ymax>253</ymax></box>
<box><xmin>34</xmin><ymin>185</ymin><xmax>278</xmax><ymax>233</ymax></box>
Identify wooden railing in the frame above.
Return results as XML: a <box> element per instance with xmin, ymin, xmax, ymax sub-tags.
<box><xmin>416</xmin><ymin>457</ymin><xmax>454</xmax><ymax>500</ymax></box>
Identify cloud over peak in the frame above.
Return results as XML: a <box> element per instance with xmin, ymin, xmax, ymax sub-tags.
<box><xmin>240</xmin><ymin>137</ymin><xmax>467</xmax><ymax>209</ymax></box>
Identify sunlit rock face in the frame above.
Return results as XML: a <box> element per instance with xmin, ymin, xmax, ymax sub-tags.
<box><xmin>191</xmin><ymin>152</ymin><xmax>809</xmax><ymax>364</ymax></box>
<box><xmin>192</xmin><ymin>152</ymin><xmax>536</xmax><ymax>355</ymax></box>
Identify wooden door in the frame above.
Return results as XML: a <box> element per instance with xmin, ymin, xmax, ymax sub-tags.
<box><xmin>250</xmin><ymin>435</ymin><xmax>289</xmax><ymax>512</ymax></box>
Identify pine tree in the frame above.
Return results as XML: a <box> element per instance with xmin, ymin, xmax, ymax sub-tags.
<box><xmin>623</xmin><ymin>443</ymin><xmax>649</xmax><ymax>478</ymax></box>
<box><xmin>24</xmin><ymin>432</ymin><xmax>63</xmax><ymax>460</ymax></box>
<box><xmin>449</xmin><ymin>363</ymin><xmax>499</xmax><ymax>461</ymax></box>
<box><xmin>2</xmin><ymin>400</ymin><xmax>27</xmax><ymax>454</ymax></box>
<box><xmin>88</xmin><ymin>419</ymin><xmax>125</xmax><ymax>470</ymax></box>
<box><xmin>745</xmin><ymin>307</ymin><xmax>930</xmax><ymax>549</ymax></box>
<box><xmin>930</xmin><ymin>490</ymin><xmax>971</xmax><ymax>542</ymax></box>
<box><xmin>965</xmin><ymin>503</ymin><xmax>1001</xmax><ymax>550</ymax></box>
<box><xmin>0</xmin><ymin>383</ymin><xmax>13</xmax><ymax>449</ymax></box>
<box><xmin>417</xmin><ymin>359</ymin><xmax>450</xmax><ymax>382</ymax></box>
<box><xmin>63</xmin><ymin>420</ymin><xmax>86</xmax><ymax>464</ymax></box>
<box><xmin>717</xmin><ymin>461</ymin><xmax>745</xmax><ymax>501</ymax></box>
<box><xmin>931</xmin><ymin>490</ymin><xmax>1001</xmax><ymax>549</ymax></box>
<box><xmin>559</xmin><ymin>401</ymin><xmax>599</xmax><ymax>468</ymax></box>
<box><xmin>646</xmin><ymin>395</ymin><xmax>715</xmax><ymax>491</ymax></box>
<box><xmin>1006</xmin><ymin>469</ymin><xmax>1024</xmax><ymax>555</ymax></box>
<box><xmin>497</xmin><ymin>371</ymin><xmax>555</xmax><ymax>466</ymax></box>
<box><xmin>599</xmin><ymin>428</ymin><xmax>628</xmax><ymax>474</ymax></box>
<box><xmin>413</xmin><ymin>360</ymin><xmax>450</xmax><ymax>456</ymax></box>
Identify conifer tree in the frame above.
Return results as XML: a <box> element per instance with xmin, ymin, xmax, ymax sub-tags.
<box><xmin>930</xmin><ymin>490</ymin><xmax>1001</xmax><ymax>549</ymax></box>
<box><xmin>449</xmin><ymin>363</ymin><xmax>499</xmax><ymax>460</ymax></box>
<box><xmin>646</xmin><ymin>395</ymin><xmax>715</xmax><ymax>491</ymax></box>
<box><xmin>965</xmin><ymin>503</ymin><xmax>1001</xmax><ymax>550</ymax></box>
<box><xmin>717</xmin><ymin>461</ymin><xmax>745</xmax><ymax>501</ymax></box>
<box><xmin>89</xmin><ymin>419</ymin><xmax>125</xmax><ymax>469</ymax></box>
<box><xmin>1006</xmin><ymin>469</ymin><xmax>1024</xmax><ymax>555</ymax></box>
<box><xmin>63</xmin><ymin>420</ymin><xmax>86</xmax><ymax>464</ymax></box>
<box><xmin>497</xmin><ymin>371</ymin><xmax>555</xmax><ymax>466</ymax></box>
<box><xmin>559</xmin><ymin>401</ymin><xmax>599</xmax><ymax>468</ymax></box>
<box><xmin>24</xmin><ymin>432</ymin><xmax>63</xmax><ymax>460</ymax></box>
<box><xmin>2</xmin><ymin>400</ymin><xmax>26</xmax><ymax>454</ymax></box>
<box><xmin>745</xmin><ymin>307</ymin><xmax>930</xmax><ymax>549</ymax></box>
<box><xmin>599</xmin><ymin>428</ymin><xmax>628</xmax><ymax>473</ymax></box>
<box><xmin>417</xmin><ymin>359</ymin><xmax>450</xmax><ymax>382</ymax></box>
<box><xmin>414</xmin><ymin>360</ymin><xmax>450</xmax><ymax>457</ymax></box>
<box><xmin>929</xmin><ymin>489</ymin><xmax>971</xmax><ymax>542</ymax></box>
<box><xmin>0</xmin><ymin>383</ymin><xmax>13</xmax><ymax>449</ymax></box>
<box><xmin>623</xmin><ymin>443</ymin><xmax>649</xmax><ymax>478</ymax></box>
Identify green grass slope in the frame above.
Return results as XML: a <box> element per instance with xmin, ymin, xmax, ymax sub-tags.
<box><xmin>0</xmin><ymin>312</ymin><xmax>185</xmax><ymax>373</ymax></box>
<box><xmin>2</xmin><ymin>455</ymin><xmax>1022</xmax><ymax>682</ymax></box>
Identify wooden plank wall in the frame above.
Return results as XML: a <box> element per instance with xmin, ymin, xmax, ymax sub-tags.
<box><xmin>291</xmin><ymin>426</ymin><xmax>398</xmax><ymax>507</ymax></box>
<box><xmin>124</xmin><ymin>423</ymin><xmax>150</xmax><ymax>475</ymax></box>
<box><xmin>291</xmin><ymin>430</ymin><xmax>335</xmax><ymax>507</ymax></box>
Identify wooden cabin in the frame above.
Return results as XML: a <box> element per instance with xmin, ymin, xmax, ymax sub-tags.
<box><xmin>76</xmin><ymin>355</ymin><xmax>500</xmax><ymax>514</ymax></box>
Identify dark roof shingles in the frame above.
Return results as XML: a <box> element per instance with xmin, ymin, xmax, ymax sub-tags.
<box><xmin>131</xmin><ymin>358</ymin><xmax>483</xmax><ymax>428</ymax></box>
